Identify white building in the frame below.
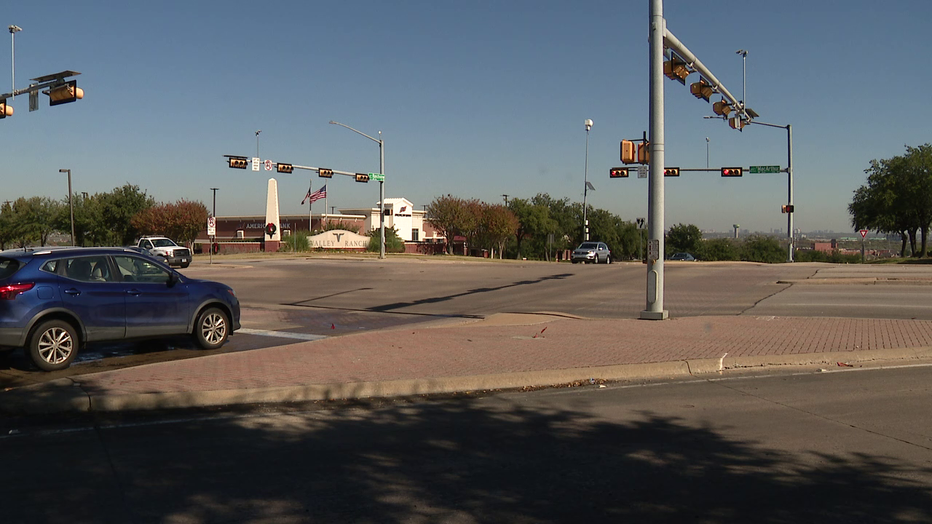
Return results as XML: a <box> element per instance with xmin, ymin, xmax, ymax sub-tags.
<box><xmin>340</xmin><ymin>198</ymin><xmax>441</xmax><ymax>242</ymax></box>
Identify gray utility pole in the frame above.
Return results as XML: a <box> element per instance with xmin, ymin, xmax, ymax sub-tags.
<box><xmin>749</xmin><ymin>121</ymin><xmax>794</xmax><ymax>262</ymax></box>
<box><xmin>644</xmin><ymin>0</ymin><xmax>668</xmax><ymax>320</ymax></box>
<box><xmin>329</xmin><ymin>121</ymin><xmax>385</xmax><ymax>259</ymax></box>
<box><xmin>9</xmin><ymin>25</ymin><xmax>22</xmax><ymax>100</ymax></box>
<box><xmin>643</xmin><ymin>0</ymin><xmax>752</xmax><ymax>320</ymax></box>
<box><xmin>59</xmin><ymin>169</ymin><xmax>75</xmax><ymax>246</ymax></box>
<box><xmin>583</xmin><ymin>119</ymin><xmax>593</xmax><ymax>241</ymax></box>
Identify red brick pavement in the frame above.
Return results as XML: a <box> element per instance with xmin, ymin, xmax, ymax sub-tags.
<box><xmin>73</xmin><ymin>315</ymin><xmax>932</xmax><ymax>397</ymax></box>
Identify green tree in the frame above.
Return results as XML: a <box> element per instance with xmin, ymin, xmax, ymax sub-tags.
<box><xmin>476</xmin><ymin>203</ymin><xmax>518</xmax><ymax>259</ymax></box>
<box><xmin>742</xmin><ymin>235</ymin><xmax>785</xmax><ymax>263</ymax></box>
<box><xmin>367</xmin><ymin>226</ymin><xmax>405</xmax><ymax>253</ymax></box>
<box><xmin>426</xmin><ymin>195</ymin><xmax>474</xmax><ymax>254</ymax></box>
<box><xmin>666</xmin><ymin>223</ymin><xmax>703</xmax><ymax>255</ymax></box>
<box><xmin>95</xmin><ymin>184</ymin><xmax>156</xmax><ymax>245</ymax></box>
<box><xmin>700</xmin><ymin>238</ymin><xmax>741</xmax><ymax>261</ymax></box>
<box><xmin>131</xmin><ymin>199</ymin><xmax>209</xmax><ymax>245</ymax></box>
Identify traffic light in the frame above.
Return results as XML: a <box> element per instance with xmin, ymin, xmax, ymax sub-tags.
<box><xmin>690</xmin><ymin>79</ymin><xmax>713</xmax><ymax>102</ymax></box>
<box><xmin>781</xmin><ymin>204</ymin><xmax>795</xmax><ymax>213</ymax></box>
<box><xmin>609</xmin><ymin>167</ymin><xmax>629</xmax><ymax>178</ymax></box>
<box><xmin>46</xmin><ymin>80</ymin><xmax>84</xmax><ymax>106</ymax></box>
<box><xmin>276</xmin><ymin>163</ymin><xmax>293</xmax><ymax>174</ymax></box>
<box><xmin>721</xmin><ymin>167</ymin><xmax>743</xmax><ymax>177</ymax></box>
<box><xmin>318</xmin><ymin>168</ymin><xmax>333</xmax><ymax>178</ymax></box>
<box><xmin>663</xmin><ymin>57</ymin><xmax>691</xmax><ymax>85</ymax></box>
<box><xmin>0</xmin><ymin>99</ymin><xmax>11</xmax><ymax>119</ymax></box>
<box><xmin>620</xmin><ymin>140</ymin><xmax>637</xmax><ymax>164</ymax></box>
<box><xmin>355</xmin><ymin>173</ymin><xmax>370</xmax><ymax>183</ymax></box>
<box><xmin>729</xmin><ymin>117</ymin><xmax>745</xmax><ymax>130</ymax></box>
<box><xmin>228</xmin><ymin>156</ymin><xmax>249</xmax><ymax>169</ymax></box>
<box><xmin>638</xmin><ymin>142</ymin><xmax>650</xmax><ymax>164</ymax></box>
<box><xmin>664</xmin><ymin>167</ymin><xmax>680</xmax><ymax>177</ymax></box>
<box><xmin>712</xmin><ymin>98</ymin><xmax>732</xmax><ymax>117</ymax></box>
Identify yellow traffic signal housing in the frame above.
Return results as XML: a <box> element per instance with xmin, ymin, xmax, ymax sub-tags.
<box><xmin>228</xmin><ymin>157</ymin><xmax>249</xmax><ymax>169</ymax></box>
<box><xmin>0</xmin><ymin>99</ymin><xmax>12</xmax><ymax>119</ymax></box>
<box><xmin>318</xmin><ymin>168</ymin><xmax>334</xmax><ymax>178</ymax></box>
<box><xmin>663</xmin><ymin>57</ymin><xmax>691</xmax><ymax>85</ymax></box>
<box><xmin>620</xmin><ymin>140</ymin><xmax>637</xmax><ymax>165</ymax></box>
<box><xmin>781</xmin><ymin>204</ymin><xmax>795</xmax><ymax>213</ymax></box>
<box><xmin>637</xmin><ymin>142</ymin><xmax>650</xmax><ymax>165</ymax></box>
<box><xmin>609</xmin><ymin>167</ymin><xmax>629</xmax><ymax>178</ymax></box>
<box><xmin>47</xmin><ymin>80</ymin><xmax>84</xmax><ymax>106</ymax></box>
<box><xmin>690</xmin><ymin>79</ymin><xmax>714</xmax><ymax>102</ymax></box>
<box><xmin>721</xmin><ymin>167</ymin><xmax>743</xmax><ymax>177</ymax></box>
<box><xmin>664</xmin><ymin>167</ymin><xmax>680</xmax><ymax>177</ymax></box>
<box><xmin>729</xmin><ymin>117</ymin><xmax>746</xmax><ymax>130</ymax></box>
<box><xmin>277</xmin><ymin>163</ymin><xmax>294</xmax><ymax>174</ymax></box>
<box><xmin>355</xmin><ymin>173</ymin><xmax>370</xmax><ymax>183</ymax></box>
<box><xmin>712</xmin><ymin>99</ymin><xmax>732</xmax><ymax>117</ymax></box>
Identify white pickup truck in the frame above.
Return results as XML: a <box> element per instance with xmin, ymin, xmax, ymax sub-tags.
<box><xmin>136</xmin><ymin>236</ymin><xmax>192</xmax><ymax>268</ymax></box>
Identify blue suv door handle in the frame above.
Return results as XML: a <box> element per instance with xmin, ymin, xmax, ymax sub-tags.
<box><xmin>64</xmin><ymin>288</ymin><xmax>81</xmax><ymax>296</ymax></box>
<box><xmin>126</xmin><ymin>289</ymin><xmax>142</xmax><ymax>296</ymax></box>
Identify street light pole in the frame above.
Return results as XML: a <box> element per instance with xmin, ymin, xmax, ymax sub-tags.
<box><xmin>748</xmin><ymin>120</ymin><xmax>794</xmax><ymax>262</ymax></box>
<box><xmin>9</xmin><ymin>25</ymin><xmax>21</xmax><ymax>100</ymax></box>
<box><xmin>329</xmin><ymin>120</ymin><xmax>386</xmax><ymax>259</ymax></box>
<box><xmin>736</xmin><ymin>49</ymin><xmax>748</xmax><ymax>108</ymax></box>
<box><xmin>59</xmin><ymin>169</ymin><xmax>74</xmax><ymax>246</ymax></box>
<box><xmin>583</xmin><ymin>119</ymin><xmax>592</xmax><ymax>241</ymax></box>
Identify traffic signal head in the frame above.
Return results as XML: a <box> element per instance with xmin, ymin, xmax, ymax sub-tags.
<box><xmin>637</xmin><ymin>142</ymin><xmax>650</xmax><ymax>164</ymax></box>
<box><xmin>729</xmin><ymin>117</ymin><xmax>746</xmax><ymax>130</ymax></box>
<box><xmin>228</xmin><ymin>156</ymin><xmax>249</xmax><ymax>169</ymax></box>
<box><xmin>276</xmin><ymin>163</ymin><xmax>293</xmax><ymax>174</ymax></box>
<box><xmin>712</xmin><ymin>99</ymin><xmax>732</xmax><ymax>117</ymax></box>
<box><xmin>0</xmin><ymin>99</ymin><xmax>11</xmax><ymax>119</ymax></box>
<box><xmin>318</xmin><ymin>168</ymin><xmax>334</xmax><ymax>178</ymax></box>
<box><xmin>781</xmin><ymin>204</ymin><xmax>795</xmax><ymax>213</ymax></box>
<box><xmin>721</xmin><ymin>167</ymin><xmax>743</xmax><ymax>177</ymax></box>
<box><xmin>355</xmin><ymin>173</ymin><xmax>370</xmax><ymax>183</ymax></box>
<box><xmin>609</xmin><ymin>167</ymin><xmax>629</xmax><ymax>178</ymax></box>
<box><xmin>690</xmin><ymin>79</ymin><xmax>714</xmax><ymax>102</ymax></box>
<box><xmin>663</xmin><ymin>57</ymin><xmax>691</xmax><ymax>85</ymax></box>
<box><xmin>46</xmin><ymin>80</ymin><xmax>84</xmax><ymax>106</ymax></box>
<box><xmin>664</xmin><ymin>167</ymin><xmax>680</xmax><ymax>177</ymax></box>
<box><xmin>620</xmin><ymin>140</ymin><xmax>637</xmax><ymax>164</ymax></box>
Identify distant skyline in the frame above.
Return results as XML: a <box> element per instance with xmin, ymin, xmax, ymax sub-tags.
<box><xmin>3</xmin><ymin>1</ymin><xmax>931</xmax><ymax>234</ymax></box>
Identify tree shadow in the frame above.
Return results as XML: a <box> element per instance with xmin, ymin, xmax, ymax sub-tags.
<box><xmin>5</xmin><ymin>396</ymin><xmax>931</xmax><ymax>523</ymax></box>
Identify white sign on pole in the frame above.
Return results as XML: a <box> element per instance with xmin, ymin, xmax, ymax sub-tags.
<box><xmin>207</xmin><ymin>216</ymin><xmax>216</xmax><ymax>236</ymax></box>
<box><xmin>252</xmin><ymin>157</ymin><xmax>260</xmax><ymax>171</ymax></box>
<box><xmin>637</xmin><ymin>165</ymin><xmax>648</xmax><ymax>179</ymax></box>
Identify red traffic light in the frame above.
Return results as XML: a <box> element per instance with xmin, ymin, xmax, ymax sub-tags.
<box><xmin>721</xmin><ymin>167</ymin><xmax>743</xmax><ymax>177</ymax></box>
<box><xmin>609</xmin><ymin>167</ymin><xmax>629</xmax><ymax>178</ymax></box>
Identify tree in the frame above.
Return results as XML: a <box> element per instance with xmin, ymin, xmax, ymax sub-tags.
<box><xmin>666</xmin><ymin>223</ymin><xmax>703</xmax><ymax>255</ymax></box>
<box><xmin>509</xmin><ymin>197</ymin><xmax>556</xmax><ymax>260</ymax></box>
<box><xmin>700</xmin><ymin>238</ymin><xmax>741</xmax><ymax>261</ymax></box>
<box><xmin>742</xmin><ymin>235</ymin><xmax>785</xmax><ymax>263</ymax></box>
<box><xmin>476</xmin><ymin>203</ymin><xmax>519</xmax><ymax>259</ymax></box>
<box><xmin>131</xmin><ymin>199</ymin><xmax>209</xmax><ymax>245</ymax></box>
<box><xmin>426</xmin><ymin>195</ymin><xmax>473</xmax><ymax>255</ymax></box>
<box><xmin>367</xmin><ymin>226</ymin><xmax>405</xmax><ymax>253</ymax></box>
<box><xmin>95</xmin><ymin>184</ymin><xmax>156</xmax><ymax>245</ymax></box>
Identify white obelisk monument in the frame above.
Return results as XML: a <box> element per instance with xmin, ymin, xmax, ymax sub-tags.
<box><xmin>265</xmin><ymin>178</ymin><xmax>281</xmax><ymax>252</ymax></box>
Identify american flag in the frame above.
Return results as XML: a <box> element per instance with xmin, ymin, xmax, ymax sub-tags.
<box><xmin>302</xmin><ymin>185</ymin><xmax>327</xmax><ymax>205</ymax></box>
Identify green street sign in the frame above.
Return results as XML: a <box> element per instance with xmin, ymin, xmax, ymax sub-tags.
<box><xmin>369</xmin><ymin>173</ymin><xmax>385</xmax><ymax>182</ymax></box>
<box><xmin>750</xmin><ymin>165</ymin><xmax>781</xmax><ymax>174</ymax></box>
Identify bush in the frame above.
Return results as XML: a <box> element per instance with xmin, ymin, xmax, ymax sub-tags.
<box><xmin>742</xmin><ymin>235</ymin><xmax>786</xmax><ymax>263</ymax></box>
<box><xmin>281</xmin><ymin>230</ymin><xmax>310</xmax><ymax>252</ymax></box>
<box><xmin>367</xmin><ymin>226</ymin><xmax>406</xmax><ymax>253</ymax></box>
<box><xmin>699</xmin><ymin>238</ymin><xmax>741</xmax><ymax>261</ymax></box>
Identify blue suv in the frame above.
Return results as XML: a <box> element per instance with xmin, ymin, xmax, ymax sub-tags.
<box><xmin>0</xmin><ymin>247</ymin><xmax>240</xmax><ymax>371</ymax></box>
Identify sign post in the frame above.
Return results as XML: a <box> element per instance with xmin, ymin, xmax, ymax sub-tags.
<box><xmin>860</xmin><ymin>229</ymin><xmax>868</xmax><ymax>263</ymax></box>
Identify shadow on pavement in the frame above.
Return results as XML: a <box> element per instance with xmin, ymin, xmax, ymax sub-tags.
<box><xmin>4</xmin><ymin>396</ymin><xmax>930</xmax><ymax>522</ymax></box>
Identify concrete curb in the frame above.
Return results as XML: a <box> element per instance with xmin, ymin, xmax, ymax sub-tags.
<box><xmin>4</xmin><ymin>347</ymin><xmax>932</xmax><ymax>415</ymax></box>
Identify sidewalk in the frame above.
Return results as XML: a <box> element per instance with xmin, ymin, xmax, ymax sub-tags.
<box><xmin>4</xmin><ymin>313</ymin><xmax>932</xmax><ymax>415</ymax></box>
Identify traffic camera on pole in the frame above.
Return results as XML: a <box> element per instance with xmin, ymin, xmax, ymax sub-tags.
<box><xmin>609</xmin><ymin>167</ymin><xmax>629</xmax><ymax>178</ymax></box>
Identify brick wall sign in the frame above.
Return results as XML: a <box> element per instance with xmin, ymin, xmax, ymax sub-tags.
<box><xmin>308</xmin><ymin>229</ymin><xmax>370</xmax><ymax>250</ymax></box>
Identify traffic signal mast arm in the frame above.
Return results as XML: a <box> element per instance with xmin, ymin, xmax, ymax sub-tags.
<box><xmin>0</xmin><ymin>70</ymin><xmax>81</xmax><ymax>104</ymax></box>
<box><xmin>221</xmin><ymin>156</ymin><xmax>372</xmax><ymax>180</ymax></box>
<box><xmin>662</xmin><ymin>30</ymin><xmax>757</xmax><ymax>125</ymax></box>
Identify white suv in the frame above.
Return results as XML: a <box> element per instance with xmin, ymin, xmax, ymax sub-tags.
<box><xmin>137</xmin><ymin>236</ymin><xmax>192</xmax><ymax>268</ymax></box>
<box><xmin>571</xmin><ymin>242</ymin><xmax>612</xmax><ymax>264</ymax></box>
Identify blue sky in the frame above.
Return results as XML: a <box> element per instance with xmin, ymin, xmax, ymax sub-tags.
<box><xmin>3</xmin><ymin>0</ymin><xmax>930</xmax><ymax>234</ymax></box>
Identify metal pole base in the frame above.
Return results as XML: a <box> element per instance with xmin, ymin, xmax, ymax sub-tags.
<box><xmin>639</xmin><ymin>310</ymin><xmax>669</xmax><ymax>320</ymax></box>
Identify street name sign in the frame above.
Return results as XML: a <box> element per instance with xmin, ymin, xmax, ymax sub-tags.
<box><xmin>369</xmin><ymin>173</ymin><xmax>385</xmax><ymax>182</ymax></box>
<box><xmin>750</xmin><ymin>165</ymin><xmax>781</xmax><ymax>174</ymax></box>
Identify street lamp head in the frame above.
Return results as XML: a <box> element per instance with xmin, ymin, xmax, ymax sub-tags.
<box><xmin>9</xmin><ymin>25</ymin><xmax>22</xmax><ymax>33</ymax></box>
<box><xmin>736</xmin><ymin>49</ymin><xmax>747</xmax><ymax>57</ymax></box>
<box><xmin>59</xmin><ymin>168</ymin><xmax>69</xmax><ymax>173</ymax></box>
<box><xmin>584</xmin><ymin>119</ymin><xmax>593</xmax><ymax>131</ymax></box>
<box><xmin>328</xmin><ymin>120</ymin><xmax>338</xmax><ymax>125</ymax></box>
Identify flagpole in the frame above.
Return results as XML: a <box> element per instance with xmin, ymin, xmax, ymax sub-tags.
<box><xmin>308</xmin><ymin>180</ymin><xmax>312</xmax><ymax>232</ymax></box>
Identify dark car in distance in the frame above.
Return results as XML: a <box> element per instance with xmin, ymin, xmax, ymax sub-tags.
<box><xmin>669</xmin><ymin>252</ymin><xmax>697</xmax><ymax>261</ymax></box>
<box><xmin>0</xmin><ymin>247</ymin><xmax>240</xmax><ymax>371</ymax></box>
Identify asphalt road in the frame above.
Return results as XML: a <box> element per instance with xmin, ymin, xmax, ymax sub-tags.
<box><xmin>3</xmin><ymin>257</ymin><xmax>931</xmax><ymax>386</ymax></box>
<box><xmin>3</xmin><ymin>363</ymin><xmax>930</xmax><ymax>523</ymax></box>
